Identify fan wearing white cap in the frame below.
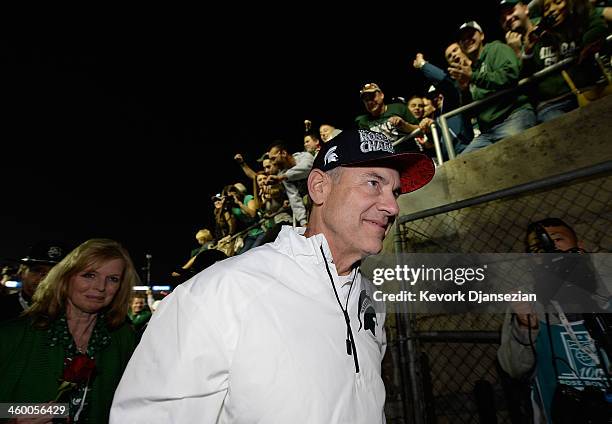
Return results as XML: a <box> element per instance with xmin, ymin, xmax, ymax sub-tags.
<box><xmin>450</xmin><ymin>20</ymin><xmax>536</xmax><ymax>155</ymax></box>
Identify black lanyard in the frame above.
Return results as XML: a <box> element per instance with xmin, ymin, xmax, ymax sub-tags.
<box><xmin>320</xmin><ymin>245</ymin><xmax>360</xmax><ymax>373</ymax></box>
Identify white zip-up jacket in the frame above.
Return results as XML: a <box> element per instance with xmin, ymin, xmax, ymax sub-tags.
<box><xmin>111</xmin><ymin>226</ymin><xmax>387</xmax><ymax>423</ymax></box>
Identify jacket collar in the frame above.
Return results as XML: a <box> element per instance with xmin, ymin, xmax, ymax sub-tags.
<box><xmin>275</xmin><ymin>226</ymin><xmax>359</xmax><ymax>284</ymax></box>
<box><xmin>275</xmin><ymin>225</ymin><xmax>332</xmax><ymax>265</ymax></box>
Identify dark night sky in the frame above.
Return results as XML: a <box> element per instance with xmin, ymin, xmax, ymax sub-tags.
<box><xmin>2</xmin><ymin>3</ymin><xmax>504</xmax><ymax>282</ymax></box>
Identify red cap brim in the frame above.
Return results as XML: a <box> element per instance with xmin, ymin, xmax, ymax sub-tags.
<box><xmin>344</xmin><ymin>152</ymin><xmax>435</xmax><ymax>194</ymax></box>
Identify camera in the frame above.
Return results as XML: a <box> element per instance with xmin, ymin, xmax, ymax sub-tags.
<box><xmin>531</xmin><ymin>13</ymin><xmax>557</xmax><ymax>38</ymax></box>
<box><xmin>551</xmin><ymin>384</ymin><xmax>612</xmax><ymax>424</ymax></box>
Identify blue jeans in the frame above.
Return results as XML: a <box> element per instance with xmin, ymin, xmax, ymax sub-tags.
<box><xmin>461</xmin><ymin>107</ymin><xmax>536</xmax><ymax>155</ymax></box>
<box><xmin>453</xmin><ymin>139</ymin><xmax>469</xmax><ymax>155</ymax></box>
<box><xmin>237</xmin><ymin>232</ymin><xmax>266</xmax><ymax>255</ymax></box>
<box><xmin>536</xmin><ymin>96</ymin><xmax>577</xmax><ymax>124</ymax></box>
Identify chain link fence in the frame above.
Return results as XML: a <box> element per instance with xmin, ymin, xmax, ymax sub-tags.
<box><xmin>384</xmin><ymin>165</ymin><xmax>612</xmax><ymax>423</ymax></box>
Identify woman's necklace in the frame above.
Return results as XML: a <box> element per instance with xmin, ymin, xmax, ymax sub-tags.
<box><xmin>69</xmin><ymin>315</ymin><xmax>97</xmax><ymax>354</ymax></box>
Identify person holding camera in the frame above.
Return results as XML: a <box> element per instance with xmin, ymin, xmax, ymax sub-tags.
<box><xmin>497</xmin><ymin>218</ymin><xmax>611</xmax><ymax>423</ymax></box>
<box><xmin>211</xmin><ymin>189</ymin><xmax>239</xmax><ymax>256</ymax></box>
<box><xmin>520</xmin><ymin>0</ymin><xmax>608</xmax><ymax>123</ymax></box>
<box><xmin>225</xmin><ymin>183</ymin><xmax>266</xmax><ymax>255</ymax></box>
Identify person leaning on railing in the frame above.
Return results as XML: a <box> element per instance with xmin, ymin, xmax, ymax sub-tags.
<box><xmin>413</xmin><ymin>50</ymin><xmax>475</xmax><ymax>156</ymax></box>
<box><xmin>450</xmin><ymin>21</ymin><xmax>537</xmax><ymax>155</ymax></box>
<box><xmin>521</xmin><ymin>0</ymin><xmax>609</xmax><ymax>123</ymax></box>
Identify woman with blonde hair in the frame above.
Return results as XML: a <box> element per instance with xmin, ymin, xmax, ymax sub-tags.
<box><xmin>0</xmin><ymin>238</ymin><xmax>139</xmax><ymax>423</ymax></box>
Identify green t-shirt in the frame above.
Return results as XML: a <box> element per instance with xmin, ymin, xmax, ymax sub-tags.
<box><xmin>231</xmin><ymin>194</ymin><xmax>263</xmax><ymax>237</ymax></box>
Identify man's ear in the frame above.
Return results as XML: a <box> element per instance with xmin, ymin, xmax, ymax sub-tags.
<box><xmin>307</xmin><ymin>169</ymin><xmax>330</xmax><ymax>205</ymax></box>
<box><xmin>578</xmin><ymin>240</ymin><xmax>586</xmax><ymax>250</ymax></box>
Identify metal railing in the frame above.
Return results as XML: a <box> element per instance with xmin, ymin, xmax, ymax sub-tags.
<box><xmin>398</xmin><ymin>160</ymin><xmax>612</xmax><ymax>225</ymax></box>
<box><xmin>394</xmin><ymin>34</ymin><xmax>612</xmax><ymax>163</ymax></box>
<box><xmin>393</xmin><ymin>124</ymin><xmax>446</xmax><ymax>166</ymax></box>
<box><xmin>438</xmin><ymin>56</ymin><xmax>575</xmax><ymax>160</ymax></box>
<box><xmin>438</xmin><ymin>34</ymin><xmax>612</xmax><ymax>161</ymax></box>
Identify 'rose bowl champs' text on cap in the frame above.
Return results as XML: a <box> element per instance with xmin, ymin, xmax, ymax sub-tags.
<box><xmin>312</xmin><ymin>129</ymin><xmax>435</xmax><ymax>194</ymax></box>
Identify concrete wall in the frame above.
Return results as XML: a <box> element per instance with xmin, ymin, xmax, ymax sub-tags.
<box><xmin>378</xmin><ymin>96</ymin><xmax>611</xmax><ymax>424</ymax></box>
<box><xmin>382</xmin><ymin>95</ymin><xmax>612</xmax><ymax>254</ymax></box>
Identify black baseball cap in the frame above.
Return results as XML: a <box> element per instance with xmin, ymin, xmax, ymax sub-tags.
<box><xmin>20</xmin><ymin>241</ymin><xmax>68</xmax><ymax>265</ymax></box>
<box><xmin>311</xmin><ymin>129</ymin><xmax>435</xmax><ymax>194</ymax></box>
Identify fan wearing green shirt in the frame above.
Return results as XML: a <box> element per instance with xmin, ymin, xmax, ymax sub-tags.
<box><xmin>449</xmin><ymin>21</ymin><xmax>536</xmax><ymax>155</ymax></box>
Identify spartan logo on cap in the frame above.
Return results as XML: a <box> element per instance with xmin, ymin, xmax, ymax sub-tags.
<box><xmin>358</xmin><ymin>289</ymin><xmax>377</xmax><ymax>337</ymax></box>
<box><xmin>324</xmin><ymin>145</ymin><xmax>339</xmax><ymax>166</ymax></box>
<box><xmin>358</xmin><ymin>129</ymin><xmax>394</xmax><ymax>154</ymax></box>
<box><xmin>48</xmin><ymin>246</ymin><xmax>64</xmax><ymax>260</ymax></box>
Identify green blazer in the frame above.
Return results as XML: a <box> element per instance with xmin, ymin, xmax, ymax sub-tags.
<box><xmin>0</xmin><ymin>316</ymin><xmax>136</xmax><ymax>423</ymax></box>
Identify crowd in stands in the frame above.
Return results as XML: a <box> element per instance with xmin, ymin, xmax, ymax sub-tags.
<box><xmin>175</xmin><ymin>0</ymin><xmax>611</xmax><ymax>270</ymax></box>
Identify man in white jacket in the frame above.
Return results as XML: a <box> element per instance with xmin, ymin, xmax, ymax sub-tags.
<box><xmin>110</xmin><ymin>129</ymin><xmax>435</xmax><ymax>423</ymax></box>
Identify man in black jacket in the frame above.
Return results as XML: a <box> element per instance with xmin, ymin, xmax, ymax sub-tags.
<box><xmin>0</xmin><ymin>241</ymin><xmax>67</xmax><ymax>321</ymax></box>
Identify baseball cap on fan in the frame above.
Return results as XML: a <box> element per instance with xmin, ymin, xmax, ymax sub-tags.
<box><xmin>359</xmin><ymin>82</ymin><xmax>382</xmax><ymax>97</ymax></box>
<box><xmin>311</xmin><ymin>129</ymin><xmax>435</xmax><ymax>194</ymax></box>
<box><xmin>458</xmin><ymin>20</ymin><xmax>483</xmax><ymax>35</ymax></box>
<box><xmin>499</xmin><ymin>0</ymin><xmax>521</xmax><ymax>8</ymax></box>
<box><xmin>20</xmin><ymin>241</ymin><xmax>68</xmax><ymax>265</ymax></box>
